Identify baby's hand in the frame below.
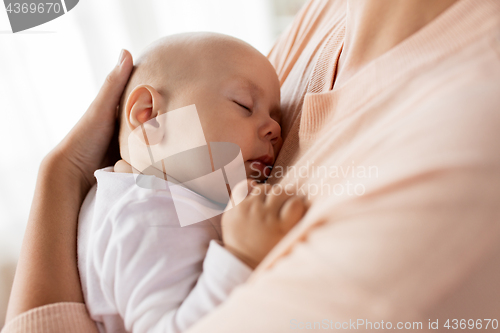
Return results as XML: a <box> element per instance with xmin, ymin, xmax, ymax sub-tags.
<box><xmin>222</xmin><ymin>181</ymin><xmax>308</xmax><ymax>269</ymax></box>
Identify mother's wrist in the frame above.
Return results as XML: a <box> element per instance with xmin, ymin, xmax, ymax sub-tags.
<box><xmin>40</xmin><ymin>149</ymin><xmax>94</xmax><ymax>202</ymax></box>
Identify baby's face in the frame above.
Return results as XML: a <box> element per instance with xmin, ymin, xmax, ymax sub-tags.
<box><xmin>121</xmin><ymin>34</ymin><xmax>282</xmax><ymax>182</ymax></box>
<box><xmin>162</xmin><ymin>42</ymin><xmax>282</xmax><ymax>181</ymax></box>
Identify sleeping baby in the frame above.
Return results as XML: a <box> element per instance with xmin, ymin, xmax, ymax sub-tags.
<box><xmin>78</xmin><ymin>32</ymin><xmax>307</xmax><ymax>333</ymax></box>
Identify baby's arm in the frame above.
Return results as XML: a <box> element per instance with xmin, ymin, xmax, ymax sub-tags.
<box><xmin>222</xmin><ymin>182</ymin><xmax>309</xmax><ymax>269</ymax></box>
<box><xmin>92</xmin><ymin>198</ymin><xmax>252</xmax><ymax>333</ymax></box>
<box><xmin>172</xmin><ymin>183</ymin><xmax>309</xmax><ymax>328</ymax></box>
<box><xmin>90</xmin><ymin>181</ymin><xmax>306</xmax><ymax>333</ymax></box>
<box><xmin>158</xmin><ymin>239</ymin><xmax>252</xmax><ymax>332</ymax></box>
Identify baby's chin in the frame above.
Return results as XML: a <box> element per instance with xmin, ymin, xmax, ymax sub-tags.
<box><xmin>248</xmin><ymin>174</ymin><xmax>266</xmax><ymax>183</ymax></box>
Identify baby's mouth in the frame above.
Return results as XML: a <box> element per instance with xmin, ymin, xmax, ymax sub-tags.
<box><xmin>247</xmin><ymin>155</ymin><xmax>274</xmax><ymax>179</ymax></box>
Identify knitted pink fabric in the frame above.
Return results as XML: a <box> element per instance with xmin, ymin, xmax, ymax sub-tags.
<box><xmin>1</xmin><ymin>303</ymin><xmax>98</xmax><ymax>333</ymax></box>
<box><xmin>187</xmin><ymin>0</ymin><xmax>500</xmax><ymax>331</ymax></box>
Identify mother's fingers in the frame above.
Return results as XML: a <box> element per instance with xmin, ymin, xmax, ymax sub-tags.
<box><xmin>88</xmin><ymin>49</ymin><xmax>133</xmax><ymax>122</ymax></box>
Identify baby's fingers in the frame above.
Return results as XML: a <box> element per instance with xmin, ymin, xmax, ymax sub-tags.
<box><xmin>265</xmin><ymin>187</ymin><xmax>295</xmax><ymax>217</ymax></box>
<box><xmin>249</xmin><ymin>183</ymin><xmax>271</xmax><ymax>202</ymax></box>
<box><xmin>230</xmin><ymin>179</ymin><xmax>258</xmax><ymax>204</ymax></box>
<box><xmin>279</xmin><ymin>197</ymin><xmax>308</xmax><ymax>232</ymax></box>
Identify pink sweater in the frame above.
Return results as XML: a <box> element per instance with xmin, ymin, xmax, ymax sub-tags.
<box><xmin>3</xmin><ymin>0</ymin><xmax>500</xmax><ymax>332</ymax></box>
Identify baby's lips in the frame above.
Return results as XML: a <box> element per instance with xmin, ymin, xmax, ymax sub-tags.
<box><xmin>248</xmin><ymin>160</ymin><xmax>272</xmax><ymax>180</ymax></box>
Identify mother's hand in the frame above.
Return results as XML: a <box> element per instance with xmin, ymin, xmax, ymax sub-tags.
<box><xmin>6</xmin><ymin>50</ymin><xmax>133</xmax><ymax>322</ymax></box>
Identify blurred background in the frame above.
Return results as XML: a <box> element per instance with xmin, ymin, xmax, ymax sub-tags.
<box><xmin>0</xmin><ymin>0</ymin><xmax>307</xmax><ymax>327</ymax></box>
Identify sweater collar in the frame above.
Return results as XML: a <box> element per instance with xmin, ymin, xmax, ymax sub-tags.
<box><xmin>300</xmin><ymin>0</ymin><xmax>500</xmax><ymax>139</ymax></box>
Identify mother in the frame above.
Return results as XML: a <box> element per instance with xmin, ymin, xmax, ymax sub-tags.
<box><xmin>5</xmin><ymin>0</ymin><xmax>500</xmax><ymax>332</ymax></box>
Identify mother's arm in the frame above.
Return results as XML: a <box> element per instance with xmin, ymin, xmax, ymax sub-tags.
<box><xmin>5</xmin><ymin>50</ymin><xmax>133</xmax><ymax>322</ymax></box>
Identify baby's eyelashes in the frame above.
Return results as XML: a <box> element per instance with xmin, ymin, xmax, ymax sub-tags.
<box><xmin>234</xmin><ymin>101</ymin><xmax>253</xmax><ymax>113</ymax></box>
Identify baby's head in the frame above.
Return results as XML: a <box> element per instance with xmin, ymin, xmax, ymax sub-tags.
<box><xmin>118</xmin><ymin>32</ymin><xmax>282</xmax><ymax>182</ymax></box>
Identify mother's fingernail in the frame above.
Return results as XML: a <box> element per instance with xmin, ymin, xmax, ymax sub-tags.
<box><xmin>117</xmin><ymin>49</ymin><xmax>125</xmax><ymax>66</ymax></box>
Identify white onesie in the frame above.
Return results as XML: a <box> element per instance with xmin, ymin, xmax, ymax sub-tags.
<box><xmin>78</xmin><ymin>167</ymin><xmax>252</xmax><ymax>333</ymax></box>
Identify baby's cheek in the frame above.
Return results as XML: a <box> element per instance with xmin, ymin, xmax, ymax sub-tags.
<box><xmin>274</xmin><ymin>136</ymin><xmax>284</xmax><ymax>155</ymax></box>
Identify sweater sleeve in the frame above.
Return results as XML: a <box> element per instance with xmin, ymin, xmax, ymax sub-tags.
<box><xmin>1</xmin><ymin>303</ymin><xmax>98</xmax><ymax>333</ymax></box>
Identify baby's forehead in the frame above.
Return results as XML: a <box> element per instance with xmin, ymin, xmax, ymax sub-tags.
<box><xmin>144</xmin><ymin>33</ymin><xmax>256</xmax><ymax>62</ymax></box>
<box><xmin>136</xmin><ymin>37</ymin><xmax>260</xmax><ymax>84</ymax></box>
<box><xmin>131</xmin><ymin>33</ymin><xmax>279</xmax><ymax>101</ymax></box>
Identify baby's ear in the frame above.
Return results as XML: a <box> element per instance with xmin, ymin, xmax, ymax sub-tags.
<box><xmin>126</xmin><ymin>85</ymin><xmax>165</xmax><ymax>145</ymax></box>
